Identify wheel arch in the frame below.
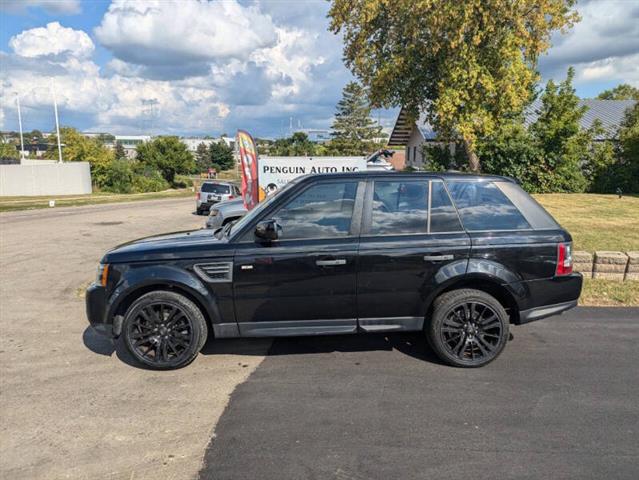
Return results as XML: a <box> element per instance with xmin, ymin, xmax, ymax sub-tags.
<box><xmin>425</xmin><ymin>275</ymin><xmax>522</xmax><ymax>325</ymax></box>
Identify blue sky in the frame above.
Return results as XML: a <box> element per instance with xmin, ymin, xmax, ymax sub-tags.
<box><xmin>1</xmin><ymin>0</ymin><xmax>637</xmax><ymax>138</ymax></box>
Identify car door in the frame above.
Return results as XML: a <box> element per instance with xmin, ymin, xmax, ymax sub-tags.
<box><xmin>233</xmin><ymin>179</ymin><xmax>365</xmax><ymax>336</ymax></box>
<box><xmin>357</xmin><ymin>178</ymin><xmax>470</xmax><ymax>332</ymax></box>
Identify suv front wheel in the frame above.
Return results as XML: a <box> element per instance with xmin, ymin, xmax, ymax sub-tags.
<box><xmin>427</xmin><ymin>289</ymin><xmax>509</xmax><ymax>368</ymax></box>
<box><xmin>122</xmin><ymin>291</ymin><xmax>208</xmax><ymax>370</ymax></box>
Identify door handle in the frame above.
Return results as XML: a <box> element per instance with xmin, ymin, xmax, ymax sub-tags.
<box><xmin>316</xmin><ymin>259</ymin><xmax>347</xmax><ymax>267</ymax></box>
<box><xmin>423</xmin><ymin>254</ymin><xmax>454</xmax><ymax>261</ymax></box>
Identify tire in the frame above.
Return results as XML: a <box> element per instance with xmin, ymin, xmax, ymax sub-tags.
<box><xmin>122</xmin><ymin>291</ymin><xmax>208</xmax><ymax>370</ymax></box>
<box><xmin>426</xmin><ymin>289</ymin><xmax>509</xmax><ymax>368</ymax></box>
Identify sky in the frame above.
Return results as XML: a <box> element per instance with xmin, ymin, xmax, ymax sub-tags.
<box><xmin>0</xmin><ymin>0</ymin><xmax>638</xmax><ymax>138</ymax></box>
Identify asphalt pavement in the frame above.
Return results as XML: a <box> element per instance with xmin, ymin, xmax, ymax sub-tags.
<box><xmin>199</xmin><ymin>307</ymin><xmax>639</xmax><ymax>480</ymax></box>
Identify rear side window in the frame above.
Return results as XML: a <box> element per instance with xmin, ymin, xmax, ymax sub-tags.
<box><xmin>371</xmin><ymin>181</ymin><xmax>428</xmax><ymax>235</ymax></box>
<box><xmin>446</xmin><ymin>181</ymin><xmax>531</xmax><ymax>231</ymax></box>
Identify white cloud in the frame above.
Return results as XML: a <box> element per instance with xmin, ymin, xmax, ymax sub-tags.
<box><xmin>540</xmin><ymin>0</ymin><xmax>639</xmax><ymax>86</ymax></box>
<box><xmin>9</xmin><ymin>22</ymin><xmax>94</xmax><ymax>59</ymax></box>
<box><xmin>1</xmin><ymin>0</ymin><xmax>81</xmax><ymax>15</ymax></box>
<box><xmin>94</xmin><ymin>0</ymin><xmax>278</xmax><ymax>66</ymax></box>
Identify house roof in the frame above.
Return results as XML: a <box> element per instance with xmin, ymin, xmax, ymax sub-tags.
<box><xmin>388</xmin><ymin>99</ymin><xmax>636</xmax><ymax>146</ymax></box>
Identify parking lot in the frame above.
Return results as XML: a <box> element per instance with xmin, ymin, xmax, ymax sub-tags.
<box><xmin>0</xmin><ymin>199</ymin><xmax>270</xmax><ymax>480</ymax></box>
<box><xmin>1</xmin><ymin>199</ymin><xmax>638</xmax><ymax>479</ymax></box>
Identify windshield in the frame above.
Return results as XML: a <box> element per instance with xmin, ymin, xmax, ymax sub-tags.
<box><xmin>201</xmin><ymin>183</ymin><xmax>230</xmax><ymax>194</ymax></box>
<box><xmin>227</xmin><ymin>180</ymin><xmax>299</xmax><ymax>240</ymax></box>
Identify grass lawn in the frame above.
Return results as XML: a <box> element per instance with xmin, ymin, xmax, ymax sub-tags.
<box><xmin>535</xmin><ymin>193</ymin><xmax>639</xmax><ymax>252</ymax></box>
<box><xmin>0</xmin><ymin>189</ymin><xmax>194</xmax><ymax>212</ymax></box>
<box><xmin>580</xmin><ymin>279</ymin><xmax>639</xmax><ymax>306</ymax></box>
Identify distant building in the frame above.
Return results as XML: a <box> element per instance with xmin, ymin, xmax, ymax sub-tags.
<box><xmin>293</xmin><ymin>129</ymin><xmax>331</xmax><ymax>143</ymax></box>
<box><xmin>181</xmin><ymin>138</ymin><xmax>217</xmax><ymax>152</ymax></box>
<box><xmin>114</xmin><ymin>135</ymin><xmax>152</xmax><ymax>159</ymax></box>
<box><xmin>389</xmin><ymin>99</ymin><xmax>637</xmax><ymax>169</ymax></box>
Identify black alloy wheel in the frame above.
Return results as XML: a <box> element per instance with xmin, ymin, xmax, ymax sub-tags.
<box><xmin>427</xmin><ymin>289</ymin><xmax>509</xmax><ymax>367</ymax></box>
<box><xmin>123</xmin><ymin>291</ymin><xmax>207</xmax><ymax>369</ymax></box>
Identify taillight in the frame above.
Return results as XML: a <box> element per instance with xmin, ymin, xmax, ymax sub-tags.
<box><xmin>228</xmin><ymin>195</ymin><xmax>235</xmax><ymax>200</ymax></box>
<box><xmin>196</xmin><ymin>192</ymin><xmax>200</xmax><ymax>200</ymax></box>
<box><xmin>556</xmin><ymin>242</ymin><xmax>573</xmax><ymax>276</ymax></box>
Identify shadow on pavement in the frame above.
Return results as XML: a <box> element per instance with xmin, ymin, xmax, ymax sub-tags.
<box><xmin>83</xmin><ymin>325</ymin><xmax>446</xmax><ymax>369</ymax></box>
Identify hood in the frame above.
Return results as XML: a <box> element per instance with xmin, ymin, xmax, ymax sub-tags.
<box><xmin>102</xmin><ymin>228</ymin><xmax>232</xmax><ymax>264</ymax></box>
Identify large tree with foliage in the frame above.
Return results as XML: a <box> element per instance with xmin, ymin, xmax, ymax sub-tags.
<box><xmin>270</xmin><ymin>132</ymin><xmax>317</xmax><ymax>156</ymax></box>
<box><xmin>330</xmin><ymin>81</ymin><xmax>383</xmax><ymax>155</ymax></box>
<box><xmin>195</xmin><ymin>142</ymin><xmax>210</xmax><ymax>172</ymax></box>
<box><xmin>209</xmin><ymin>141</ymin><xmax>235</xmax><ymax>170</ymax></box>
<box><xmin>597</xmin><ymin>84</ymin><xmax>639</xmax><ymax>101</ymax></box>
<box><xmin>136</xmin><ymin>136</ymin><xmax>195</xmax><ymax>185</ymax></box>
<box><xmin>329</xmin><ymin>0</ymin><xmax>579</xmax><ymax>171</ymax></box>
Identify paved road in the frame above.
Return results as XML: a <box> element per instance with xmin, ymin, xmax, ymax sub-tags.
<box><xmin>199</xmin><ymin>308</ymin><xmax>639</xmax><ymax>480</ymax></box>
<box><xmin>0</xmin><ymin>199</ymin><xmax>270</xmax><ymax>480</ymax></box>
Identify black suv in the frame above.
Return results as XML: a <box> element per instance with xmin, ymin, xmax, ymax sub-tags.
<box><xmin>87</xmin><ymin>172</ymin><xmax>582</xmax><ymax>369</ymax></box>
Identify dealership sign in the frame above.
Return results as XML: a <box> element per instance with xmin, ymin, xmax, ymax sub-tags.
<box><xmin>257</xmin><ymin>156</ymin><xmax>367</xmax><ymax>199</ymax></box>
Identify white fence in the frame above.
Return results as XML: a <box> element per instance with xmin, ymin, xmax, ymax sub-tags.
<box><xmin>0</xmin><ymin>162</ymin><xmax>92</xmax><ymax>196</ymax></box>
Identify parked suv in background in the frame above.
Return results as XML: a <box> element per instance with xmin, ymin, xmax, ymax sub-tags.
<box><xmin>196</xmin><ymin>181</ymin><xmax>240</xmax><ymax>215</ymax></box>
<box><xmin>205</xmin><ymin>197</ymin><xmax>247</xmax><ymax>229</ymax></box>
<box><xmin>87</xmin><ymin>172</ymin><xmax>582</xmax><ymax>370</ymax></box>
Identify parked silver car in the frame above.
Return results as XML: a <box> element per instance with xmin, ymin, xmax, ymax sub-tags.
<box><xmin>205</xmin><ymin>197</ymin><xmax>247</xmax><ymax>229</ymax></box>
<box><xmin>196</xmin><ymin>181</ymin><xmax>240</xmax><ymax>215</ymax></box>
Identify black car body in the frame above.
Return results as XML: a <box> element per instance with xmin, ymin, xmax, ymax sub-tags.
<box><xmin>87</xmin><ymin>172</ymin><xmax>582</xmax><ymax>369</ymax></box>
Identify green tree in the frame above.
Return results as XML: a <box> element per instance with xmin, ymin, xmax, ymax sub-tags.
<box><xmin>114</xmin><ymin>142</ymin><xmax>127</xmax><ymax>161</ymax></box>
<box><xmin>329</xmin><ymin>0</ymin><xmax>579</xmax><ymax>171</ymax></box>
<box><xmin>195</xmin><ymin>142</ymin><xmax>210</xmax><ymax>172</ymax></box>
<box><xmin>596</xmin><ymin>84</ymin><xmax>639</xmax><ymax>101</ymax></box>
<box><xmin>271</xmin><ymin>132</ymin><xmax>317</xmax><ymax>156</ymax></box>
<box><xmin>0</xmin><ymin>142</ymin><xmax>19</xmax><ymax>160</ymax></box>
<box><xmin>45</xmin><ymin>127</ymin><xmax>115</xmax><ymax>186</ymax></box>
<box><xmin>529</xmin><ymin>67</ymin><xmax>589</xmax><ymax>192</ymax></box>
<box><xmin>329</xmin><ymin>82</ymin><xmax>383</xmax><ymax>155</ymax></box>
<box><xmin>136</xmin><ymin>136</ymin><xmax>195</xmax><ymax>185</ymax></box>
<box><xmin>209</xmin><ymin>141</ymin><xmax>235</xmax><ymax>170</ymax></box>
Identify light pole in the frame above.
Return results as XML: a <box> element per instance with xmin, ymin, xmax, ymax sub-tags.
<box><xmin>51</xmin><ymin>79</ymin><xmax>63</xmax><ymax>163</ymax></box>
<box><xmin>16</xmin><ymin>94</ymin><xmax>25</xmax><ymax>163</ymax></box>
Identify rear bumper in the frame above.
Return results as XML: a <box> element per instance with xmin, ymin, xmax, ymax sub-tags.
<box><xmin>510</xmin><ymin>273</ymin><xmax>582</xmax><ymax>324</ymax></box>
<box><xmin>519</xmin><ymin>299</ymin><xmax>578</xmax><ymax>324</ymax></box>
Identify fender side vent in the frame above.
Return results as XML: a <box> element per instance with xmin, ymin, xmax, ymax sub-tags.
<box><xmin>194</xmin><ymin>262</ymin><xmax>233</xmax><ymax>283</ymax></box>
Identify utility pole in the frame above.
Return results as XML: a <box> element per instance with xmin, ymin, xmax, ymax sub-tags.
<box><xmin>16</xmin><ymin>94</ymin><xmax>25</xmax><ymax>163</ymax></box>
<box><xmin>51</xmin><ymin>79</ymin><xmax>63</xmax><ymax>163</ymax></box>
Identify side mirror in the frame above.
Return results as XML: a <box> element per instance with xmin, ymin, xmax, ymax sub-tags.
<box><xmin>254</xmin><ymin>219</ymin><xmax>280</xmax><ymax>242</ymax></box>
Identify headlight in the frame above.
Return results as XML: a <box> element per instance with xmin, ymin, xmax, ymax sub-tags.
<box><xmin>209</xmin><ymin>209</ymin><xmax>219</xmax><ymax>217</ymax></box>
<box><xmin>96</xmin><ymin>263</ymin><xmax>109</xmax><ymax>287</ymax></box>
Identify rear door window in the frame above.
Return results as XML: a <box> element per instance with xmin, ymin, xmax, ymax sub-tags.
<box><xmin>446</xmin><ymin>181</ymin><xmax>531</xmax><ymax>231</ymax></box>
<box><xmin>430</xmin><ymin>181</ymin><xmax>463</xmax><ymax>232</ymax></box>
<box><xmin>370</xmin><ymin>180</ymin><xmax>429</xmax><ymax>235</ymax></box>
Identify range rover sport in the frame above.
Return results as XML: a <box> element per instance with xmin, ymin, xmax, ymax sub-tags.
<box><xmin>86</xmin><ymin>172</ymin><xmax>582</xmax><ymax>369</ymax></box>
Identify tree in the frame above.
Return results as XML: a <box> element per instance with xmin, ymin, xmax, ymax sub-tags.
<box><xmin>597</xmin><ymin>84</ymin><xmax>639</xmax><ymax>101</ymax></box>
<box><xmin>45</xmin><ymin>127</ymin><xmax>115</xmax><ymax>186</ymax></box>
<box><xmin>136</xmin><ymin>136</ymin><xmax>195</xmax><ymax>185</ymax></box>
<box><xmin>329</xmin><ymin>0</ymin><xmax>579</xmax><ymax>171</ymax></box>
<box><xmin>330</xmin><ymin>82</ymin><xmax>383</xmax><ymax>155</ymax></box>
<box><xmin>271</xmin><ymin>132</ymin><xmax>317</xmax><ymax>156</ymax></box>
<box><xmin>195</xmin><ymin>142</ymin><xmax>210</xmax><ymax>171</ymax></box>
<box><xmin>529</xmin><ymin>67</ymin><xmax>589</xmax><ymax>192</ymax></box>
<box><xmin>0</xmin><ymin>142</ymin><xmax>19</xmax><ymax>160</ymax></box>
<box><xmin>114</xmin><ymin>142</ymin><xmax>127</xmax><ymax>161</ymax></box>
<box><xmin>209</xmin><ymin>141</ymin><xmax>235</xmax><ymax>170</ymax></box>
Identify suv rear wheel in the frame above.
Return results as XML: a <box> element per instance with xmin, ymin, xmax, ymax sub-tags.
<box><xmin>122</xmin><ymin>291</ymin><xmax>208</xmax><ymax>370</ymax></box>
<box><xmin>427</xmin><ymin>289</ymin><xmax>509</xmax><ymax>368</ymax></box>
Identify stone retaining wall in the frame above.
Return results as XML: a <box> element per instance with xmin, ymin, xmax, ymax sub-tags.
<box><xmin>573</xmin><ymin>250</ymin><xmax>639</xmax><ymax>281</ymax></box>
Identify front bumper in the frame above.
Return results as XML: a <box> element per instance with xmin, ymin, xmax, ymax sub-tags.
<box><xmin>86</xmin><ymin>282</ymin><xmax>120</xmax><ymax>337</ymax></box>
